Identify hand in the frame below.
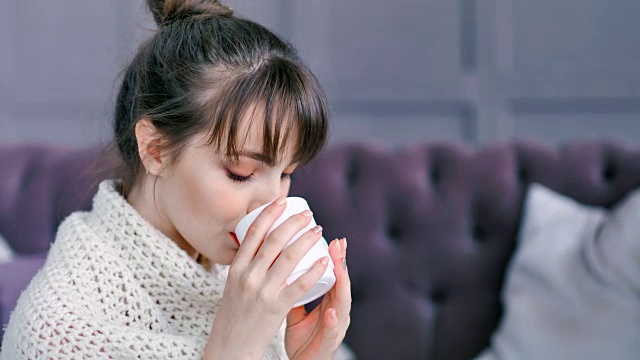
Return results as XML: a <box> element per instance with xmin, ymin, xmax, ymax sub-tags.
<box><xmin>285</xmin><ymin>238</ymin><xmax>351</xmax><ymax>360</ymax></box>
<box><xmin>204</xmin><ymin>198</ymin><xmax>331</xmax><ymax>359</ymax></box>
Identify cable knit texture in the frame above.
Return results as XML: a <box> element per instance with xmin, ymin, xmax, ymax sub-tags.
<box><xmin>0</xmin><ymin>180</ymin><xmax>288</xmax><ymax>359</ymax></box>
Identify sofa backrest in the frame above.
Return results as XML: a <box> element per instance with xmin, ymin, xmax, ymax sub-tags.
<box><xmin>289</xmin><ymin>140</ymin><xmax>640</xmax><ymax>359</ymax></box>
<box><xmin>2</xmin><ymin>140</ymin><xmax>640</xmax><ymax>359</ymax></box>
<box><xmin>0</xmin><ymin>145</ymin><xmax>110</xmax><ymax>254</ymax></box>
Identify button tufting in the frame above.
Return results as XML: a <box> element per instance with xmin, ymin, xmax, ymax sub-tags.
<box><xmin>472</xmin><ymin>224</ymin><xmax>488</xmax><ymax>243</ymax></box>
<box><xmin>430</xmin><ymin>167</ymin><xmax>442</xmax><ymax>186</ymax></box>
<box><xmin>346</xmin><ymin>158</ymin><xmax>361</xmax><ymax>188</ymax></box>
<box><xmin>603</xmin><ymin>163</ymin><xmax>617</xmax><ymax>183</ymax></box>
<box><xmin>517</xmin><ymin>165</ymin><xmax>530</xmax><ymax>184</ymax></box>
<box><xmin>387</xmin><ymin>222</ymin><xmax>402</xmax><ymax>242</ymax></box>
<box><xmin>20</xmin><ymin>166</ymin><xmax>37</xmax><ymax>191</ymax></box>
<box><xmin>430</xmin><ymin>289</ymin><xmax>447</xmax><ymax>304</ymax></box>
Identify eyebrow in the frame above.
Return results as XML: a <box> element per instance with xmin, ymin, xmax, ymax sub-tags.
<box><xmin>229</xmin><ymin>151</ymin><xmax>298</xmax><ymax>167</ymax></box>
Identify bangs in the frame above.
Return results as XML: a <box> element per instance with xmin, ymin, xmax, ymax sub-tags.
<box><xmin>197</xmin><ymin>57</ymin><xmax>329</xmax><ymax>166</ymax></box>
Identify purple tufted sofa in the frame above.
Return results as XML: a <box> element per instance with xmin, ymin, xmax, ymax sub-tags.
<box><xmin>2</xmin><ymin>140</ymin><xmax>640</xmax><ymax>359</ymax></box>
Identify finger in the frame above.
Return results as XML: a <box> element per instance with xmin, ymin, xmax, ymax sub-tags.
<box><xmin>324</xmin><ymin>308</ymin><xmax>339</xmax><ymax>331</ymax></box>
<box><xmin>301</xmin><ymin>307</ymin><xmax>341</xmax><ymax>360</ymax></box>
<box><xmin>265</xmin><ymin>225</ymin><xmax>324</xmax><ymax>284</ymax></box>
<box><xmin>232</xmin><ymin>197</ymin><xmax>287</xmax><ymax>268</ymax></box>
<box><xmin>281</xmin><ymin>256</ymin><xmax>330</xmax><ymax>306</ymax></box>
<box><xmin>329</xmin><ymin>238</ymin><xmax>352</xmax><ymax>318</ymax></box>
<box><xmin>250</xmin><ymin>210</ymin><xmax>315</xmax><ymax>274</ymax></box>
<box><xmin>321</xmin><ymin>308</ymin><xmax>340</xmax><ymax>347</ymax></box>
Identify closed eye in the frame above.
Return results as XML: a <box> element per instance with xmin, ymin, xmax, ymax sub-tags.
<box><xmin>227</xmin><ymin>171</ymin><xmax>253</xmax><ymax>183</ymax></box>
<box><xmin>227</xmin><ymin>172</ymin><xmax>294</xmax><ymax>183</ymax></box>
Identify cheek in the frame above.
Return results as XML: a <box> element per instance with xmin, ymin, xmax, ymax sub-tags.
<box><xmin>167</xmin><ymin>163</ymin><xmax>242</xmax><ymax>232</ymax></box>
<box><xmin>205</xmin><ymin>182</ymin><xmax>244</xmax><ymax>226</ymax></box>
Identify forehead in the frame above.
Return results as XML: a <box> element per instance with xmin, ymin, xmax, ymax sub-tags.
<box><xmin>207</xmin><ymin>103</ymin><xmax>300</xmax><ymax>165</ymax></box>
<box><xmin>240</xmin><ymin>114</ymin><xmax>298</xmax><ymax>161</ymax></box>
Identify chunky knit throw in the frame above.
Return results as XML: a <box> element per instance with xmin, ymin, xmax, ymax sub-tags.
<box><xmin>0</xmin><ymin>180</ymin><xmax>287</xmax><ymax>359</ymax></box>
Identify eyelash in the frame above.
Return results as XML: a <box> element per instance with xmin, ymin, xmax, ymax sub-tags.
<box><xmin>226</xmin><ymin>172</ymin><xmax>293</xmax><ymax>183</ymax></box>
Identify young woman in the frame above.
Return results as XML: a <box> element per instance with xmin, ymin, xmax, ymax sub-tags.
<box><xmin>0</xmin><ymin>0</ymin><xmax>351</xmax><ymax>358</ymax></box>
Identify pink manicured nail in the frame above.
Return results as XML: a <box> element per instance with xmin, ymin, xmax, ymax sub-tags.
<box><xmin>302</xmin><ymin>210</ymin><xmax>313</xmax><ymax>217</ymax></box>
<box><xmin>276</xmin><ymin>197</ymin><xmax>287</xmax><ymax>205</ymax></box>
<box><xmin>311</xmin><ymin>225</ymin><xmax>323</xmax><ymax>234</ymax></box>
<box><xmin>335</xmin><ymin>239</ymin><xmax>342</xmax><ymax>252</ymax></box>
<box><xmin>343</xmin><ymin>238</ymin><xmax>347</xmax><ymax>251</ymax></box>
<box><xmin>320</xmin><ymin>256</ymin><xmax>329</xmax><ymax>266</ymax></box>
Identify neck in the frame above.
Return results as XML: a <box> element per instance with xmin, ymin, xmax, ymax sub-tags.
<box><xmin>126</xmin><ymin>176</ymin><xmax>200</xmax><ymax>260</ymax></box>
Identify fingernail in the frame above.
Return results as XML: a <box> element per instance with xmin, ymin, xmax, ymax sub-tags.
<box><xmin>330</xmin><ymin>308</ymin><xmax>337</xmax><ymax>320</ymax></box>
<box><xmin>321</xmin><ymin>256</ymin><xmax>329</xmax><ymax>266</ymax></box>
<box><xmin>342</xmin><ymin>238</ymin><xmax>347</xmax><ymax>252</ymax></box>
<box><xmin>302</xmin><ymin>210</ymin><xmax>313</xmax><ymax>217</ymax></box>
<box><xmin>312</xmin><ymin>225</ymin><xmax>323</xmax><ymax>234</ymax></box>
<box><xmin>341</xmin><ymin>257</ymin><xmax>347</xmax><ymax>270</ymax></box>
<box><xmin>276</xmin><ymin>197</ymin><xmax>287</xmax><ymax>205</ymax></box>
<box><xmin>335</xmin><ymin>239</ymin><xmax>342</xmax><ymax>252</ymax></box>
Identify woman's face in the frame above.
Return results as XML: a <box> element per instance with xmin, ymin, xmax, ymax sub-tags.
<box><xmin>130</xmin><ymin>120</ymin><xmax>299</xmax><ymax>265</ymax></box>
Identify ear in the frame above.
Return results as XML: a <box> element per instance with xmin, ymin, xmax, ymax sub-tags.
<box><xmin>135</xmin><ymin>118</ymin><xmax>165</xmax><ymax>176</ymax></box>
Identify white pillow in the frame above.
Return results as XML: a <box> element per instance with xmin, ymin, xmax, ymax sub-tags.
<box><xmin>475</xmin><ymin>184</ymin><xmax>640</xmax><ymax>360</ymax></box>
<box><xmin>335</xmin><ymin>343</ymin><xmax>356</xmax><ymax>360</ymax></box>
<box><xmin>0</xmin><ymin>232</ymin><xmax>13</xmax><ymax>264</ymax></box>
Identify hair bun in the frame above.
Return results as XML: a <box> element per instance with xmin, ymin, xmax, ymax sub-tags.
<box><xmin>147</xmin><ymin>0</ymin><xmax>233</xmax><ymax>26</ymax></box>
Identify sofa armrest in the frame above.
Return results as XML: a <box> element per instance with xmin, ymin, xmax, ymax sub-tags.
<box><xmin>0</xmin><ymin>254</ymin><xmax>47</xmax><ymax>342</ymax></box>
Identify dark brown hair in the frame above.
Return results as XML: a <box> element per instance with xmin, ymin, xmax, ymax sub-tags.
<box><xmin>113</xmin><ymin>0</ymin><xmax>329</xmax><ymax>196</ymax></box>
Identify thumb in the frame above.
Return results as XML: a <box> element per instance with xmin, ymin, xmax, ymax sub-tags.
<box><xmin>320</xmin><ymin>308</ymin><xmax>340</xmax><ymax>347</ymax></box>
<box><xmin>323</xmin><ymin>308</ymin><xmax>339</xmax><ymax>333</ymax></box>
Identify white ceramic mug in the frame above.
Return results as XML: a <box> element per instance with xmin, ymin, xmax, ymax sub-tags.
<box><xmin>234</xmin><ymin>197</ymin><xmax>336</xmax><ymax>307</ymax></box>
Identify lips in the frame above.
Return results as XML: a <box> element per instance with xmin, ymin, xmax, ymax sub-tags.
<box><xmin>229</xmin><ymin>232</ymin><xmax>240</xmax><ymax>247</ymax></box>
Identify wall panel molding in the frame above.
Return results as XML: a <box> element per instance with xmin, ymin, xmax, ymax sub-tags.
<box><xmin>331</xmin><ymin>99</ymin><xmax>477</xmax><ymax>143</ymax></box>
<box><xmin>3</xmin><ymin>0</ymin><xmax>640</xmax><ymax>146</ymax></box>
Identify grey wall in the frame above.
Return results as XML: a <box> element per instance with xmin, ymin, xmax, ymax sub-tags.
<box><xmin>2</xmin><ymin>0</ymin><xmax>640</xmax><ymax>147</ymax></box>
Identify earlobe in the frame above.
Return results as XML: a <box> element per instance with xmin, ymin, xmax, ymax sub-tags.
<box><xmin>135</xmin><ymin>118</ymin><xmax>164</xmax><ymax>176</ymax></box>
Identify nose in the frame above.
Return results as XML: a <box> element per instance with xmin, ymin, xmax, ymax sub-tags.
<box><xmin>246</xmin><ymin>186</ymin><xmax>283</xmax><ymax>214</ymax></box>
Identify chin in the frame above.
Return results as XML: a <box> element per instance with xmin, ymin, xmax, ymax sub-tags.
<box><xmin>214</xmin><ymin>251</ymin><xmax>237</xmax><ymax>266</ymax></box>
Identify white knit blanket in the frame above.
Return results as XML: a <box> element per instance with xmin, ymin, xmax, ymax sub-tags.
<box><xmin>0</xmin><ymin>180</ymin><xmax>287</xmax><ymax>359</ymax></box>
